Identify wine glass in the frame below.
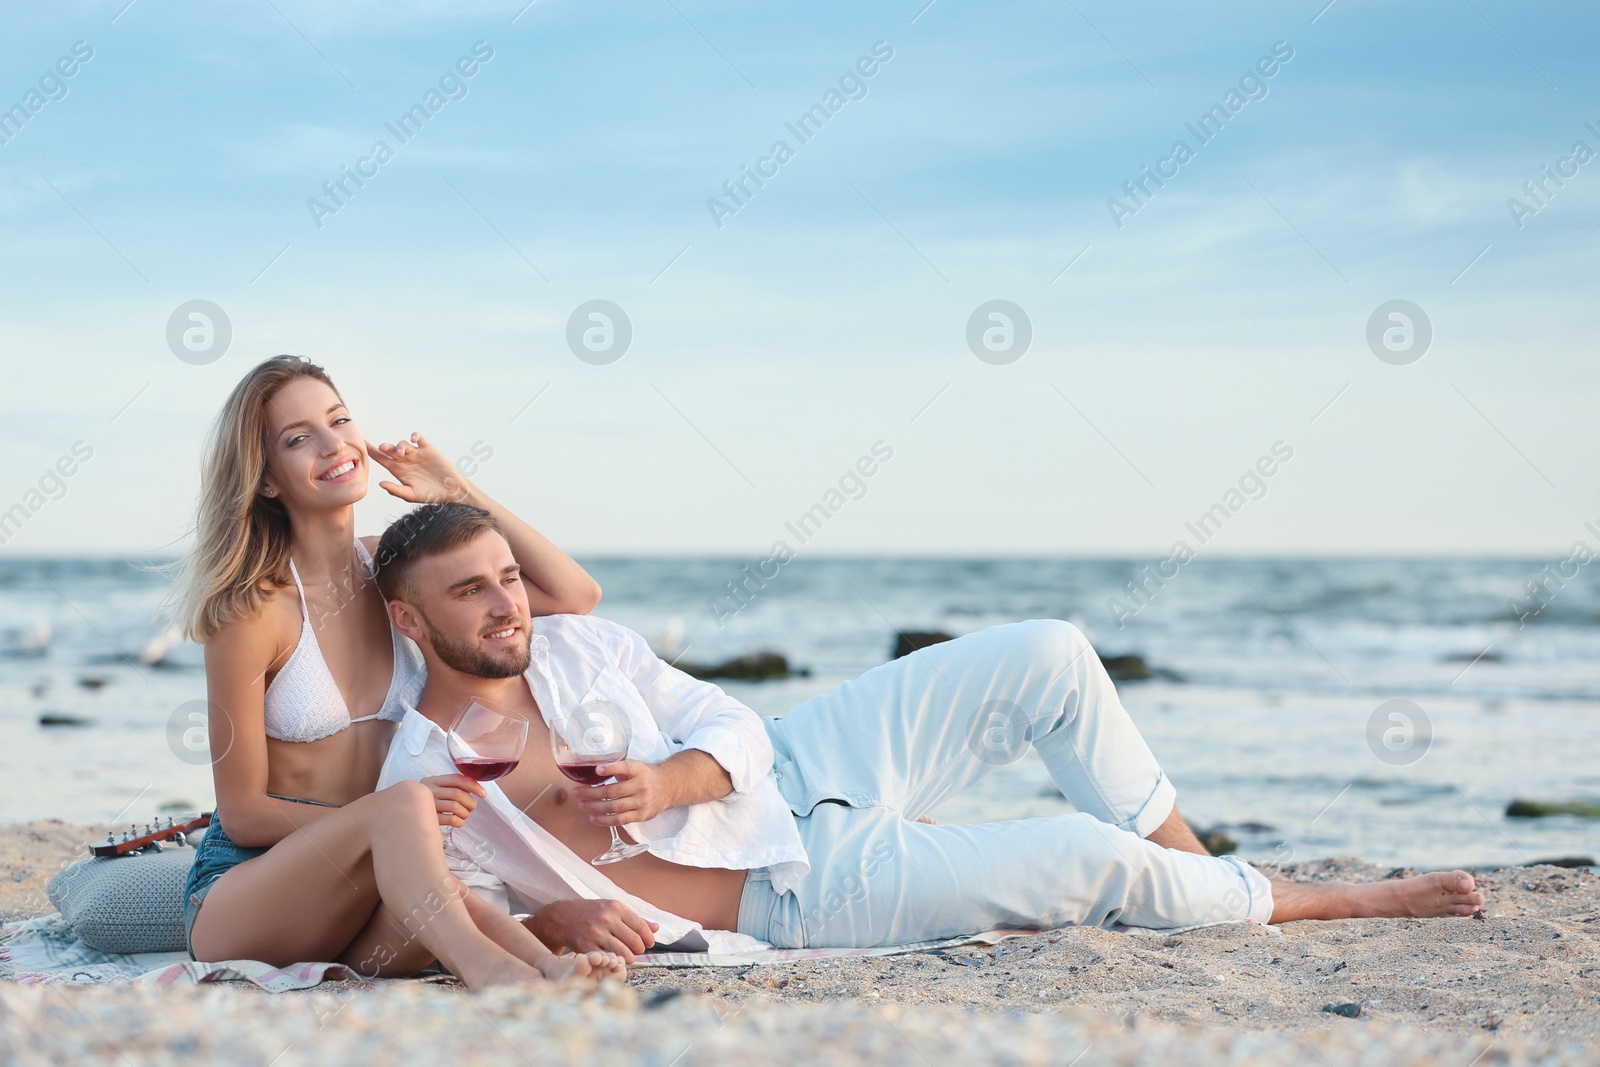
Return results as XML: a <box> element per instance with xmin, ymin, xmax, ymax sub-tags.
<box><xmin>550</xmin><ymin>700</ymin><xmax>650</xmax><ymax>865</ymax></box>
<box><xmin>444</xmin><ymin>697</ymin><xmax>529</xmax><ymax>845</ymax></box>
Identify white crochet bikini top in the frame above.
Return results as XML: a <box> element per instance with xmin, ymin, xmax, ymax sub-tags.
<box><xmin>263</xmin><ymin>539</ymin><xmax>425</xmax><ymax>743</ymax></box>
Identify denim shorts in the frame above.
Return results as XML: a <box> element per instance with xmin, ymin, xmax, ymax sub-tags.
<box><xmin>735</xmin><ymin>867</ymin><xmax>808</xmax><ymax>949</ymax></box>
<box><xmin>181</xmin><ymin>795</ymin><xmax>334</xmax><ymax>959</ymax></box>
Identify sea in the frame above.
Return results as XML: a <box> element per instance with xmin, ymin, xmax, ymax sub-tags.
<box><xmin>2</xmin><ymin>556</ymin><xmax>1596</xmax><ymax>871</ymax></box>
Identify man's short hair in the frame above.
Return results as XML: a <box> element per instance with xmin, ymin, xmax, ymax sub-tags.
<box><xmin>374</xmin><ymin>503</ymin><xmax>504</xmax><ymax>603</ymax></box>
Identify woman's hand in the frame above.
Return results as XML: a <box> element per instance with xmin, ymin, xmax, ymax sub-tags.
<box><xmin>365</xmin><ymin>432</ymin><xmax>473</xmax><ymax>505</ymax></box>
<box><xmin>418</xmin><ymin>774</ymin><xmax>486</xmax><ymax>828</ymax></box>
<box><xmin>573</xmin><ymin>760</ymin><xmax>671</xmax><ymax>826</ymax></box>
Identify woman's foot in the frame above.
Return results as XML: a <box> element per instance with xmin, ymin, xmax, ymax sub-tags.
<box><xmin>460</xmin><ymin>956</ymin><xmax>548</xmax><ymax>989</ymax></box>
<box><xmin>537</xmin><ymin>950</ymin><xmax>628</xmax><ymax>985</ymax></box>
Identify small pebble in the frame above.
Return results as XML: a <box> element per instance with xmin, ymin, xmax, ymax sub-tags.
<box><xmin>38</xmin><ymin>713</ymin><xmax>93</xmax><ymax>727</ymax></box>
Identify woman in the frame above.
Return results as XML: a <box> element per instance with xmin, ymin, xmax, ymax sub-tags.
<box><xmin>164</xmin><ymin>355</ymin><xmax>622</xmax><ymax>987</ymax></box>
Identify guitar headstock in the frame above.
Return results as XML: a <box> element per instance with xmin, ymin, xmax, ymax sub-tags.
<box><xmin>88</xmin><ymin>813</ymin><xmax>211</xmax><ymax>857</ymax></box>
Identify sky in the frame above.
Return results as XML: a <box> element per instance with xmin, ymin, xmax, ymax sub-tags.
<box><xmin>0</xmin><ymin>0</ymin><xmax>1597</xmax><ymax>557</ymax></box>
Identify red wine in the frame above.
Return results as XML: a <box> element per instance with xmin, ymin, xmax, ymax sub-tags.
<box><xmin>454</xmin><ymin>756</ymin><xmax>520</xmax><ymax>782</ymax></box>
<box><xmin>556</xmin><ymin>761</ymin><xmax>613</xmax><ymax>786</ymax></box>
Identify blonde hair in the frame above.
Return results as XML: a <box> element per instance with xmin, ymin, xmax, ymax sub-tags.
<box><xmin>162</xmin><ymin>356</ymin><xmax>344</xmax><ymax>643</ymax></box>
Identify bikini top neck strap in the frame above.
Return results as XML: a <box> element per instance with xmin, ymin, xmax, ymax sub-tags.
<box><xmin>286</xmin><ymin>555</ymin><xmax>308</xmax><ymax>598</ymax></box>
<box><xmin>289</xmin><ymin>538</ymin><xmax>372</xmax><ymax>596</ymax></box>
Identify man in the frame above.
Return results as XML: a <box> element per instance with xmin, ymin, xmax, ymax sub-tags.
<box><xmin>376</xmin><ymin>503</ymin><xmax>1486</xmax><ymax>961</ymax></box>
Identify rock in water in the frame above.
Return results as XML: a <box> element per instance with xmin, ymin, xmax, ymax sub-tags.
<box><xmin>1099</xmin><ymin>654</ymin><xmax>1151</xmax><ymax>680</ymax></box>
<box><xmin>1188</xmin><ymin>824</ymin><xmax>1238</xmax><ymax>856</ymax></box>
<box><xmin>1506</xmin><ymin>799</ymin><xmax>1600</xmax><ymax>820</ymax></box>
<box><xmin>887</xmin><ymin>629</ymin><xmax>1182</xmax><ymax>683</ymax></box>
<box><xmin>1441</xmin><ymin>648</ymin><xmax>1504</xmax><ymax>663</ymax></box>
<box><xmin>1524</xmin><ymin>856</ymin><xmax>1596</xmax><ymax>868</ymax></box>
<box><xmin>1097</xmin><ymin>652</ymin><xmax>1186</xmax><ymax>683</ymax></box>
<box><xmin>892</xmin><ymin>631</ymin><xmax>954</xmax><ymax>659</ymax></box>
<box><xmin>39</xmin><ymin>713</ymin><xmax>93</xmax><ymax>727</ymax></box>
<box><xmin>676</xmin><ymin>652</ymin><xmax>800</xmax><ymax>682</ymax></box>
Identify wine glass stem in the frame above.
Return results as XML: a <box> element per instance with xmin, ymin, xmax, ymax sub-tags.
<box><xmin>606</xmin><ymin>776</ymin><xmax>624</xmax><ymax>849</ymax></box>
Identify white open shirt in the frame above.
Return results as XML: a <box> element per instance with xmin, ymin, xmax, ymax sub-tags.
<box><xmin>376</xmin><ymin>613</ymin><xmax>809</xmax><ymax>954</ymax></box>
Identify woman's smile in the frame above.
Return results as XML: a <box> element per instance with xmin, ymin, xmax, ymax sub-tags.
<box><xmin>318</xmin><ymin>456</ymin><xmax>360</xmax><ymax>483</ymax></box>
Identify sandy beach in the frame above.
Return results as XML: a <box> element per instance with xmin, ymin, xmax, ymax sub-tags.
<box><xmin>4</xmin><ymin>821</ymin><xmax>1597</xmax><ymax>1065</ymax></box>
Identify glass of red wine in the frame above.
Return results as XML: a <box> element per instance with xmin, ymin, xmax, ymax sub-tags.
<box><xmin>550</xmin><ymin>699</ymin><xmax>649</xmax><ymax>865</ymax></box>
<box><xmin>444</xmin><ymin>697</ymin><xmax>529</xmax><ymax>844</ymax></box>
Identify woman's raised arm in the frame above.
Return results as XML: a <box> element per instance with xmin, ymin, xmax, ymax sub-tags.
<box><xmin>364</xmin><ymin>432</ymin><xmax>602</xmax><ymax>616</ymax></box>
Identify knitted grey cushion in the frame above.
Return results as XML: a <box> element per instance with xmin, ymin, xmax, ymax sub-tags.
<box><xmin>46</xmin><ymin>844</ymin><xmax>197</xmax><ymax>954</ymax></box>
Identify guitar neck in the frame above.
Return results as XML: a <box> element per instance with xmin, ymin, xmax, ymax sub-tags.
<box><xmin>90</xmin><ymin>813</ymin><xmax>211</xmax><ymax>857</ymax></box>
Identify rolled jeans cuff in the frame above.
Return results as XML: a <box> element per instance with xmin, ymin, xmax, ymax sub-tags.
<box><xmin>1221</xmin><ymin>855</ymin><xmax>1276</xmax><ymax>924</ymax></box>
<box><xmin>1124</xmin><ymin>771</ymin><xmax>1178</xmax><ymax>839</ymax></box>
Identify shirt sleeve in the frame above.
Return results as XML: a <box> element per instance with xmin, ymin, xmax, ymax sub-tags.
<box><xmin>604</xmin><ymin>619</ymin><xmax>773</xmax><ymax>800</ymax></box>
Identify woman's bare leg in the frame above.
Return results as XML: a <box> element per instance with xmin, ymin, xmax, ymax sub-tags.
<box><xmin>190</xmin><ymin>781</ymin><xmax>543</xmax><ymax>989</ymax></box>
<box><xmin>339</xmin><ymin>886</ymin><xmax>626</xmax><ymax>983</ymax></box>
<box><xmin>458</xmin><ymin>893</ymin><xmax>626</xmax><ymax>981</ymax></box>
<box><xmin>459</xmin><ymin>893</ymin><xmax>626</xmax><ymax>981</ymax></box>
<box><xmin>1268</xmin><ymin>870</ymin><xmax>1484</xmax><ymax>923</ymax></box>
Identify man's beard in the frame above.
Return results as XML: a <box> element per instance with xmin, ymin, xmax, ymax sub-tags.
<box><xmin>423</xmin><ymin>613</ymin><xmax>532</xmax><ymax>679</ymax></box>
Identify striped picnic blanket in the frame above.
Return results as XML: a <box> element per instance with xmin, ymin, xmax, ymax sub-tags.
<box><xmin>2</xmin><ymin>912</ymin><xmax>1034</xmax><ymax>986</ymax></box>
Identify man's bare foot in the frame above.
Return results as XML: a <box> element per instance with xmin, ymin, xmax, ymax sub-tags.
<box><xmin>1269</xmin><ymin>869</ymin><xmax>1486</xmax><ymax>922</ymax></box>
<box><xmin>1348</xmin><ymin>870</ymin><xmax>1485</xmax><ymax>919</ymax></box>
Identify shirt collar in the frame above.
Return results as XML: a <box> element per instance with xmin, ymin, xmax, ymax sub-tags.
<box><xmin>399</xmin><ymin>705</ymin><xmax>442</xmax><ymax>757</ymax></box>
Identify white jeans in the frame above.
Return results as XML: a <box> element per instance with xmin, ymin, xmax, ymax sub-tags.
<box><xmin>737</xmin><ymin>620</ymin><xmax>1274</xmax><ymax>948</ymax></box>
